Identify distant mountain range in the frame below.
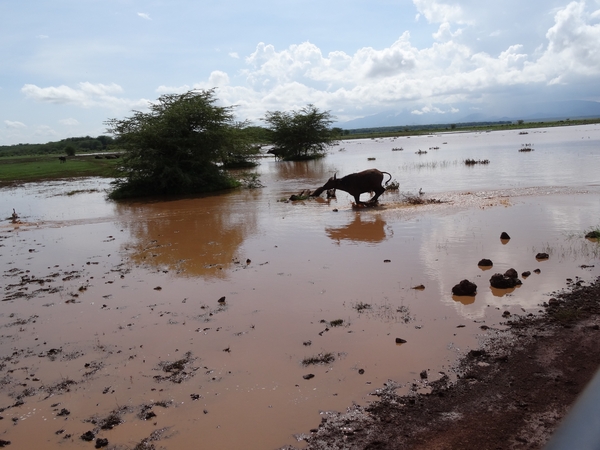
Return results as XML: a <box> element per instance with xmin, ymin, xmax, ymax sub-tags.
<box><xmin>337</xmin><ymin>100</ymin><xmax>600</xmax><ymax>130</ymax></box>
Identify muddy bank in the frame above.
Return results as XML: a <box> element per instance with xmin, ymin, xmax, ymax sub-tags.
<box><xmin>285</xmin><ymin>276</ymin><xmax>600</xmax><ymax>450</ymax></box>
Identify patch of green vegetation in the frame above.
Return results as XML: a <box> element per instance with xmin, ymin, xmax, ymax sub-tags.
<box><xmin>0</xmin><ymin>135</ymin><xmax>116</xmax><ymax>158</ymax></box>
<box><xmin>302</xmin><ymin>352</ymin><xmax>335</xmax><ymax>366</ymax></box>
<box><xmin>341</xmin><ymin>117</ymin><xmax>600</xmax><ymax>140</ymax></box>
<box><xmin>585</xmin><ymin>228</ymin><xmax>600</xmax><ymax>239</ymax></box>
<box><xmin>0</xmin><ymin>154</ymin><xmax>121</xmax><ymax>185</ymax></box>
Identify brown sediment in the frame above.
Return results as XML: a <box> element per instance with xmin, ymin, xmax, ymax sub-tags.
<box><xmin>286</xmin><ymin>277</ymin><xmax>600</xmax><ymax>450</ymax></box>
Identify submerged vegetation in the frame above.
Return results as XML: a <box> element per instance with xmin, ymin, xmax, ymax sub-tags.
<box><xmin>464</xmin><ymin>158</ymin><xmax>490</xmax><ymax>165</ymax></box>
<box><xmin>302</xmin><ymin>352</ymin><xmax>336</xmax><ymax>366</ymax></box>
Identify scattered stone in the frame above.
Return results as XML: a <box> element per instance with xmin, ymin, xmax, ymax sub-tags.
<box><xmin>95</xmin><ymin>438</ymin><xmax>109</xmax><ymax>448</ymax></box>
<box><xmin>0</xmin><ymin>440</ymin><xmax>11</xmax><ymax>447</ymax></box>
<box><xmin>534</xmin><ymin>268</ymin><xmax>541</xmax><ymax>274</ymax></box>
<box><xmin>420</xmin><ymin>370</ymin><xmax>428</xmax><ymax>380</ymax></box>
<box><xmin>358</xmin><ymin>369</ymin><xmax>365</xmax><ymax>375</ymax></box>
<box><xmin>490</xmin><ymin>273</ymin><xmax>522</xmax><ymax>289</ymax></box>
<box><xmin>504</xmin><ymin>268</ymin><xmax>518</xmax><ymax>279</ymax></box>
<box><xmin>411</xmin><ymin>284</ymin><xmax>425</xmax><ymax>290</ymax></box>
<box><xmin>218</xmin><ymin>296</ymin><xmax>226</xmax><ymax>303</ymax></box>
<box><xmin>478</xmin><ymin>259</ymin><xmax>493</xmax><ymax>267</ymax></box>
<box><xmin>522</xmin><ymin>271</ymin><xmax>531</xmax><ymax>278</ymax></box>
<box><xmin>384</xmin><ymin>259</ymin><xmax>391</xmax><ymax>263</ymax></box>
<box><xmin>57</xmin><ymin>408</ymin><xmax>70</xmax><ymax>417</ymax></box>
<box><xmin>81</xmin><ymin>431</ymin><xmax>95</xmax><ymax>442</ymax></box>
<box><xmin>303</xmin><ymin>340</ymin><xmax>312</xmax><ymax>346</ymax></box>
<box><xmin>536</xmin><ymin>253</ymin><xmax>549</xmax><ymax>260</ymax></box>
<box><xmin>500</xmin><ymin>232</ymin><xmax>510</xmax><ymax>240</ymax></box>
<box><xmin>395</xmin><ymin>338</ymin><xmax>407</xmax><ymax>344</ymax></box>
<box><xmin>190</xmin><ymin>394</ymin><xmax>200</xmax><ymax>400</ymax></box>
<box><xmin>467</xmin><ymin>349</ymin><xmax>486</xmax><ymax>358</ymax></box>
<box><xmin>452</xmin><ymin>279</ymin><xmax>477</xmax><ymax>296</ymax></box>
<box><xmin>303</xmin><ymin>374</ymin><xmax>315</xmax><ymax>380</ymax></box>
<box><xmin>153</xmin><ymin>286</ymin><xmax>162</xmax><ymax>291</ymax></box>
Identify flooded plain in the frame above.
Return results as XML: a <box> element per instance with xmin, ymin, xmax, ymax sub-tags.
<box><xmin>1</xmin><ymin>124</ymin><xmax>600</xmax><ymax>449</ymax></box>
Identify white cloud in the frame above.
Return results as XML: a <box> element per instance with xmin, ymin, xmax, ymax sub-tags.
<box><xmin>59</xmin><ymin>118</ymin><xmax>80</xmax><ymax>126</ymax></box>
<box><xmin>229</xmin><ymin>52</ymin><xmax>240</xmax><ymax>59</ymax></box>
<box><xmin>540</xmin><ymin>1</ymin><xmax>600</xmax><ymax>77</ymax></box>
<box><xmin>412</xmin><ymin>0</ymin><xmax>465</xmax><ymax>24</ymax></box>
<box><xmin>138</xmin><ymin>12</ymin><xmax>151</xmax><ymax>20</ymax></box>
<box><xmin>5</xmin><ymin>120</ymin><xmax>26</xmax><ymax>129</ymax></box>
<box><xmin>21</xmin><ymin>82</ymin><xmax>147</xmax><ymax>112</ymax></box>
<box><xmin>33</xmin><ymin>125</ymin><xmax>59</xmax><ymax>138</ymax></box>
<box><xmin>203</xmin><ymin>1</ymin><xmax>600</xmax><ymax>122</ymax></box>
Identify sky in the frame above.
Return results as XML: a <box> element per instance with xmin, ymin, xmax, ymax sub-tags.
<box><xmin>1</xmin><ymin>0</ymin><xmax>600</xmax><ymax>145</ymax></box>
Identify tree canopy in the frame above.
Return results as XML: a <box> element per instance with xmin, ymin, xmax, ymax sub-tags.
<box><xmin>263</xmin><ymin>105</ymin><xmax>336</xmax><ymax>160</ymax></box>
<box><xmin>105</xmin><ymin>89</ymin><xmax>257</xmax><ymax>199</ymax></box>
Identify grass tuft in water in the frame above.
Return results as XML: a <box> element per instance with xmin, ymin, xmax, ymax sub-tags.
<box><xmin>302</xmin><ymin>352</ymin><xmax>335</xmax><ymax>366</ymax></box>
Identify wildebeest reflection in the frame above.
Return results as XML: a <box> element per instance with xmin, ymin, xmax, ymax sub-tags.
<box><xmin>312</xmin><ymin>169</ymin><xmax>392</xmax><ymax>205</ymax></box>
<box><xmin>326</xmin><ymin>214</ymin><xmax>389</xmax><ymax>243</ymax></box>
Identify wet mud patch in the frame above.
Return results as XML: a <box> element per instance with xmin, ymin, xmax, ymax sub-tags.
<box><xmin>154</xmin><ymin>351</ymin><xmax>198</xmax><ymax>383</ymax></box>
<box><xmin>286</xmin><ymin>277</ymin><xmax>600</xmax><ymax>450</ymax></box>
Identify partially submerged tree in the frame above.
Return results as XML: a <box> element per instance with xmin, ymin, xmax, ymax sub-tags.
<box><xmin>263</xmin><ymin>105</ymin><xmax>336</xmax><ymax>160</ymax></box>
<box><xmin>105</xmin><ymin>89</ymin><xmax>258</xmax><ymax>199</ymax></box>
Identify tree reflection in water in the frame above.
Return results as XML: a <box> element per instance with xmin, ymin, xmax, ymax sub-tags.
<box><xmin>115</xmin><ymin>191</ymin><xmax>259</xmax><ymax>279</ymax></box>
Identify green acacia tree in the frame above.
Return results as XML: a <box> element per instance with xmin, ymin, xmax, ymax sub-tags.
<box><xmin>105</xmin><ymin>89</ymin><xmax>257</xmax><ymax>199</ymax></box>
<box><xmin>263</xmin><ymin>105</ymin><xmax>336</xmax><ymax>160</ymax></box>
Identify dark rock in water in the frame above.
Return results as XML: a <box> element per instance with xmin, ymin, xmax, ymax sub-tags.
<box><xmin>478</xmin><ymin>259</ymin><xmax>493</xmax><ymax>267</ymax></box>
<box><xmin>490</xmin><ymin>273</ymin><xmax>522</xmax><ymax>289</ymax></box>
<box><xmin>522</xmin><ymin>271</ymin><xmax>531</xmax><ymax>278</ymax></box>
<box><xmin>585</xmin><ymin>230</ymin><xmax>600</xmax><ymax>239</ymax></box>
<box><xmin>303</xmin><ymin>374</ymin><xmax>315</xmax><ymax>380</ymax></box>
<box><xmin>358</xmin><ymin>368</ymin><xmax>365</xmax><ymax>375</ymax></box>
<box><xmin>468</xmin><ymin>349</ymin><xmax>486</xmax><ymax>358</ymax></box>
<box><xmin>81</xmin><ymin>431</ymin><xmax>95</xmax><ymax>442</ymax></box>
<box><xmin>500</xmin><ymin>232</ymin><xmax>511</xmax><ymax>240</ymax></box>
<box><xmin>452</xmin><ymin>279</ymin><xmax>477</xmax><ymax>296</ymax></box>
<box><xmin>534</xmin><ymin>268</ymin><xmax>541</xmax><ymax>274</ymax></box>
<box><xmin>218</xmin><ymin>296</ymin><xmax>226</xmax><ymax>303</ymax></box>
<box><xmin>95</xmin><ymin>438</ymin><xmax>109</xmax><ymax>449</ymax></box>
<box><xmin>536</xmin><ymin>252</ymin><xmax>550</xmax><ymax>260</ymax></box>
<box><xmin>420</xmin><ymin>370</ymin><xmax>428</xmax><ymax>379</ymax></box>
<box><xmin>395</xmin><ymin>338</ymin><xmax>407</xmax><ymax>344</ymax></box>
<box><xmin>504</xmin><ymin>268</ymin><xmax>518</xmax><ymax>279</ymax></box>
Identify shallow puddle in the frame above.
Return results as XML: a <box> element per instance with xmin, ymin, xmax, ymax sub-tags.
<box><xmin>1</xmin><ymin>125</ymin><xmax>600</xmax><ymax>449</ymax></box>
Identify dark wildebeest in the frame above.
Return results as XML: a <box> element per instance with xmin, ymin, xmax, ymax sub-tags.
<box><xmin>312</xmin><ymin>169</ymin><xmax>392</xmax><ymax>205</ymax></box>
<box><xmin>58</xmin><ymin>156</ymin><xmax>67</xmax><ymax>163</ymax></box>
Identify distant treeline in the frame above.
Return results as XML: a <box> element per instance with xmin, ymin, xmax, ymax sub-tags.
<box><xmin>0</xmin><ymin>135</ymin><xmax>117</xmax><ymax>157</ymax></box>
<box><xmin>342</xmin><ymin>121</ymin><xmax>513</xmax><ymax>135</ymax></box>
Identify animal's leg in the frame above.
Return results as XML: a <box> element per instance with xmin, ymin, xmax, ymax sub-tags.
<box><xmin>370</xmin><ymin>186</ymin><xmax>386</xmax><ymax>203</ymax></box>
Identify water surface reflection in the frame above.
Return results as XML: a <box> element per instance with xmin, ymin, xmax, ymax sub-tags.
<box><xmin>1</xmin><ymin>125</ymin><xmax>600</xmax><ymax>450</ymax></box>
<box><xmin>116</xmin><ymin>191</ymin><xmax>260</xmax><ymax>278</ymax></box>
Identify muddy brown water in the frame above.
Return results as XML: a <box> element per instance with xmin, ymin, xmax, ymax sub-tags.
<box><xmin>1</xmin><ymin>125</ymin><xmax>600</xmax><ymax>449</ymax></box>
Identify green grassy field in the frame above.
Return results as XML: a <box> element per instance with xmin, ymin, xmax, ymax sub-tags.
<box><xmin>0</xmin><ymin>154</ymin><xmax>122</xmax><ymax>186</ymax></box>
